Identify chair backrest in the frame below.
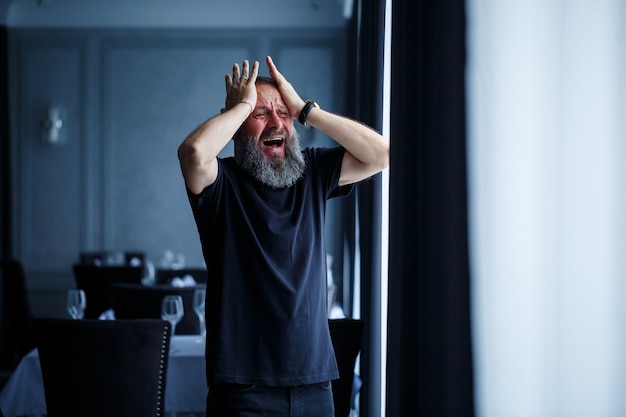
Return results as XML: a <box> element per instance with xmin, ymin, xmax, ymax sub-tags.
<box><xmin>155</xmin><ymin>267</ymin><xmax>208</xmax><ymax>285</ymax></box>
<box><xmin>35</xmin><ymin>318</ymin><xmax>171</xmax><ymax>417</ymax></box>
<box><xmin>72</xmin><ymin>264</ymin><xmax>144</xmax><ymax>319</ymax></box>
<box><xmin>329</xmin><ymin>318</ymin><xmax>364</xmax><ymax>417</ymax></box>
<box><xmin>110</xmin><ymin>283</ymin><xmax>205</xmax><ymax>335</ymax></box>
<box><xmin>0</xmin><ymin>258</ymin><xmax>36</xmax><ymax>370</ymax></box>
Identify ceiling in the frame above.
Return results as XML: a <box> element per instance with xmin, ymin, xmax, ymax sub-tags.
<box><xmin>0</xmin><ymin>0</ymin><xmax>352</xmax><ymax>28</ymax></box>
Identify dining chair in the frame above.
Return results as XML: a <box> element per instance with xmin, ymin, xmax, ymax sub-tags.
<box><xmin>328</xmin><ymin>318</ymin><xmax>364</xmax><ymax>417</ymax></box>
<box><xmin>110</xmin><ymin>283</ymin><xmax>205</xmax><ymax>335</ymax></box>
<box><xmin>156</xmin><ymin>267</ymin><xmax>208</xmax><ymax>285</ymax></box>
<box><xmin>0</xmin><ymin>258</ymin><xmax>36</xmax><ymax>371</ymax></box>
<box><xmin>72</xmin><ymin>264</ymin><xmax>145</xmax><ymax>319</ymax></box>
<box><xmin>34</xmin><ymin>317</ymin><xmax>171</xmax><ymax>417</ymax></box>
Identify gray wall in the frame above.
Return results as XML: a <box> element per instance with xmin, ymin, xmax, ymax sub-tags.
<box><xmin>7</xmin><ymin>28</ymin><xmax>348</xmax><ymax>317</ymax></box>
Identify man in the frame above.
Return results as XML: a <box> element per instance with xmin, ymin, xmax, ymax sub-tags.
<box><xmin>178</xmin><ymin>56</ymin><xmax>389</xmax><ymax>416</ymax></box>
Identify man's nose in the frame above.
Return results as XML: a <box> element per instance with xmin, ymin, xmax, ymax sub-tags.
<box><xmin>267</xmin><ymin>111</ymin><xmax>283</xmax><ymax>129</ymax></box>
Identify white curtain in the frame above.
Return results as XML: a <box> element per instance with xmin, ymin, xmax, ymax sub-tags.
<box><xmin>467</xmin><ymin>1</ymin><xmax>626</xmax><ymax>416</ymax></box>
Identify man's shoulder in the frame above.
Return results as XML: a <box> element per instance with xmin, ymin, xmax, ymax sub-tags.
<box><xmin>303</xmin><ymin>146</ymin><xmax>345</xmax><ymax>161</ymax></box>
<box><xmin>217</xmin><ymin>155</ymin><xmax>236</xmax><ymax>164</ymax></box>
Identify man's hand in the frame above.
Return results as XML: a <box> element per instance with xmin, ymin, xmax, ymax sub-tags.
<box><xmin>266</xmin><ymin>56</ymin><xmax>307</xmax><ymax>119</ymax></box>
<box><xmin>224</xmin><ymin>60</ymin><xmax>259</xmax><ymax>112</ymax></box>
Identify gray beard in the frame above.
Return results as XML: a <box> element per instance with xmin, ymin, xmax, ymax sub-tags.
<box><xmin>234</xmin><ymin>131</ymin><xmax>306</xmax><ymax>189</ymax></box>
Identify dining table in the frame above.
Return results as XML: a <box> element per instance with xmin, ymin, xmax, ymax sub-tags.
<box><xmin>0</xmin><ymin>334</ymin><xmax>208</xmax><ymax>417</ymax></box>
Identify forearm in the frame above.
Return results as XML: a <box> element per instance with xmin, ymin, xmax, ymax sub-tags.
<box><xmin>181</xmin><ymin>102</ymin><xmax>251</xmax><ymax>159</ymax></box>
<box><xmin>305</xmin><ymin>107</ymin><xmax>389</xmax><ymax>170</ymax></box>
<box><xmin>178</xmin><ymin>101</ymin><xmax>252</xmax><ymax>193</ymax></box>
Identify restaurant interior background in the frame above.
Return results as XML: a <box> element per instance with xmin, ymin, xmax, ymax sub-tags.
<box><xmin>3</xmin><ymin>0</ymin><xmax>626</xmax><ymax>416</ymax></box>
<box><xmin>0</xmin><ymin>1</ymin><xmax>395</xmax><ymax>416</ymax></box>
<box><xmin>0</xmin><ymin>0</ymin><xmax>353</xmax><ymax>316</ymax></box>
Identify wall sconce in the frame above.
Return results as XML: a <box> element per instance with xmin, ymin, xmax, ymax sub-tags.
<box><xmin>41</xmin><ymin>106</ymin><xmax>66</xmax><ymax>145</ymax></box>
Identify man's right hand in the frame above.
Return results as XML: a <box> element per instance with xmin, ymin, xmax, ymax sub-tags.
<box><xmin>224</xmin><ymin>60</ymin><xmax>259</xmax><ymax>112</ymax></box>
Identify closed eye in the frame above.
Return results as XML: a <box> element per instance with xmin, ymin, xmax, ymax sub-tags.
<box><xmin>253</xmin><ymin>107</ymin><xmax>289</xmax><ymax>119</ymax></box>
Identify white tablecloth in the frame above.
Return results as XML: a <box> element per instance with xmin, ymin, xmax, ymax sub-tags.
<box><xmin>0</xmin><ymin>335</ymin><xmax>208</xmax><ymax>417</ymax></box>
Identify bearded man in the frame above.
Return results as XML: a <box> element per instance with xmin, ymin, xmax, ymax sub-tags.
<box><xmin>178</xmin><ymin>56</ymin><xmax>389</xmax><ymax>417</ymax></box>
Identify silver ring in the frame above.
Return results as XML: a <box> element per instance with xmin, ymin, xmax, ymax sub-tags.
<box><xmin>241</xmin><ymin>76</ymin><xmax>248</xmax><ymax>81</ymax></box>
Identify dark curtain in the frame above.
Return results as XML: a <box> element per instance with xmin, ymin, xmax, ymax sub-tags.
<box><xmin>1</xmin><ymin>26</ymin><xmax>9</xmax><ymax>259</ymax></box>
<box><xmin>344</xmin><ymin>1</ymin><xmax>385</xmax><ymax>416</ymax></box>
<box><xmin>386</xmin><ymin>1</ymin><xmax>474</xmax><ymax>416</ymax></box>
<box><xmin>1</xmin><ymin>26</ymin><xmax>11</xmax><ymax>371</ymax></box>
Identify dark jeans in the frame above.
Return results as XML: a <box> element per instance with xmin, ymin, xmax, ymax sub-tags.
<box><xmin>206</xmin><ymin>382</ymin><xmax>335</xmax><ymax>417</ymax></box>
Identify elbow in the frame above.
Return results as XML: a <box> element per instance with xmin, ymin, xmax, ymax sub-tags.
<box><xmin>178</xmin><ymin>140</ymin><xmax>200</xmax><ymax>166</ymax></box>
<box><xmin>177</xmin><ymin>141</ymin><xmax>190</xmax><ymax>162</ymax></box>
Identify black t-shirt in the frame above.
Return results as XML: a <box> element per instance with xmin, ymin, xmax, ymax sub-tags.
<box><xmin>188</xmin><ymin>146</ymin><xmax>352</xmax><ymax>386</ymax></box>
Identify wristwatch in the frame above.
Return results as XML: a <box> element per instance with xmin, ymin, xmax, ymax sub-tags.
<box><xmin>298</xmin><ymin>100</ymin><xmax>320</xmax><ymax>126</ymax></box>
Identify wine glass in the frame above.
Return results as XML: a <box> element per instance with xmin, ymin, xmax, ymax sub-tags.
<box><xmin>193</xmin><ymin>288</ymin><xmax>206</xmax><ymax>340</ymax></box>
<box><xmin>161</xmin><ymin>295</ymin><xmax>184</xmax><ymax>337</ymax></box>
<box><xmin>66</xmin><ymin>289</ymin><xmax>86</xmax><ymax>319</ymax></box>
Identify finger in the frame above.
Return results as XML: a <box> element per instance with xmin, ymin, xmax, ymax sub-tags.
<box><xmin>249</xmin><ymin>60</ymin><xmax>260</xmax><ymax>82</ymax></box>
<box><xmin>225</xmin><ymin>73</ymin><xmax>232</xmax><ymax>87</ymax></box>
<box><xmin>232</xmin><ymin>63</ymin><xmax>241</xmax><ymax>81</ymax></box>
<box><xmin>266</xmin><ymin>56</ymin><xmax>282</xmax><ymax>80</ymax></box>
<box><xmin>241</xmin><ymin>60</ymin><xmax>249</xmax><ymax>79</ymax></box>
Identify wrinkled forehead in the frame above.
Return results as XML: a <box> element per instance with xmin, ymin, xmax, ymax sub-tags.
<box><xmin>255</xmin><ymin>84</ymin><xmax>286</xmax><ymax>108</ymax></box>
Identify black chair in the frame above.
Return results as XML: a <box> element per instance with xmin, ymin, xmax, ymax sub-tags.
<box><xmin>0</xmin><ymin>258</ymin><xmax>36</xmax><ymax>370</ymax></box>
<box><xmin>329</xmin><ymin>318</ymin><xmax>364</xmax><ymax>417</ymax></box>
<box><xmin>110</xmin><ymin>283</ymin><xmax>205</xmax><ymax>335</ymax></box>
<box><xmin>156</xmin><ymin>267</ymin><xmax>208</xmax><ymax>285</ymax></box>
<box><xmin>34</xmin><ymin>318</ymin><xmax>170</xmax><ymax>417</ymax></box>
<box><xmin>72</xmin><ymin>264</ymin><xmax>144</xmax><ymax>319</ymax></box>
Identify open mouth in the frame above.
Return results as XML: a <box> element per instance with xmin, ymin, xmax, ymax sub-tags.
<box><xmin>261</xmin><ymin>130</ymin><xmax>287</xmax><ymax>149</ymax></box>
<box><xmin>262</xmin><ymin>137</ymin><xmax>284</xmax><ymax>148</ymax></box>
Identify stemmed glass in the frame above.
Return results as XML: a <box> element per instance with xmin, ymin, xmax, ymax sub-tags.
<box><xmin>161</xmin><ymin>295</ymin><xmax>184</xmax><ymax>344</ymax></box>
<box><xmin>66</xmin><ymin>289</ymin><xmax>86</xmax><ymax>319</ymax></box>
<box><xmin>193</xmin><ymin>288</ymin><xmax>206</xmax><ymax>341</ymax></box>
